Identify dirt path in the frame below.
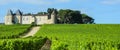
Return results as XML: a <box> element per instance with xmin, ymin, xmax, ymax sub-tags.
<box><xmin>21</xmin><ymin>26</ymin><xmax>40</xmax><ymax>38</ymax></box>
<box><xmin>20</xmin><ymin>26</ymin><xmax>51</xmax><ymax>50</ymax></box>
<box><xmin>40</xmin><ymin>39</ymin><xmax>51</xmax><ymax>50</ymax></box>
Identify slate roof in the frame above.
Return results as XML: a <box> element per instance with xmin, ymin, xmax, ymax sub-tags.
<box><xmin>16</xmin><ymin>9</ymin><xmax>22</xmax><ymax>15</ymax></box>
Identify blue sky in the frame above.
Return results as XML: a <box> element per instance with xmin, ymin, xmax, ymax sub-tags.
<box><xmin>0</xmin><ymin>0</ymin><xmax>120</xmax><ymax>24</ymax></box>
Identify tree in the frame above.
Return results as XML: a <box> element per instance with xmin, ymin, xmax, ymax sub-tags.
<box><xmin>70</xmin><ymin>11</ymin><xmax>83</xmax><ymax>23</ymax></box>
<box><xmin>58</xmin><ymin>9</ymin><xmax>83</xmax><ymax>24</ymax></box>
<box><xmin>81</xmin><ymin>14</ymin><xmax>95</xmax><ymax>24</ymax></box>
<box><xmin>58</xmin><ymin>9</ymin><xmax>71</xmax><ymax>23</ymax></box>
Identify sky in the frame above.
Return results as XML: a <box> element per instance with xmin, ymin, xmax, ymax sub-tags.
<box><xmin>0</xmin><ymin>0</ymin><xmax>120</xmax><ymax>24</ymax></box>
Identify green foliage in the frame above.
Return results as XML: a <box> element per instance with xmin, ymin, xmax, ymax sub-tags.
<box><xmin>58</xmin><ymin>9</ymin><xmax>83</xmax><ymax>24</ymax></box>
<box><xmin>0</xmin><ymin>37</ymin><xmax>46</xmax><ymax>50</ymax></box>
<box><xmin>35</xmin><ymin>24</ymin><xmax>120</xmax><ymax>50</ymax></box>
<box><xmin>0</xmin><ymin>25</ymin><xmax>48</xmax><ymax>50</ymax></box>
<box><xmin>81</xmin><ymin>14</ymin><xmax>95</xmax><ymax>24</ymax></box>
<box><xmin>0</xmin><ymin>25</ymin><xmax>31</xmax><ymax>39</ymax></box>
<box><xmin>52</xmin><ymin>40</ymin><xmax>68</xmax><ymax>50</ymax></box>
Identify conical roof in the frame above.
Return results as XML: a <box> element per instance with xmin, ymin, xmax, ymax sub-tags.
<box><xmin>7</xmin><ymin>9</ymin><xmax>13</xmax><ymax>16</ymax></box>
<box><xmin>16</xmin><ymin>9</ymin><xmax>22</xmax><ymax>15</ymax></box>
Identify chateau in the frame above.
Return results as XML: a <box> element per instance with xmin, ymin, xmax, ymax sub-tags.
<box><xmin>5</xmin><ymin>9</ymin><xmax>57</xmax><ymax>25</ymax></box>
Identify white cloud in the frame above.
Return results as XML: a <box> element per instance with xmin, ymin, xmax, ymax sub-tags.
<box><xmin>101</xmin><ymin>0</ymin><xmax>120</xmax><ymax>5</ymax></box>
<box><xmin>0</xmin><ymin>0</ymin><xmax>71</xmax><ymax>5</ymax></box>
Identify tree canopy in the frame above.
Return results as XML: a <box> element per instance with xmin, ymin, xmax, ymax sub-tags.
<box><xmin>81</xmin><ymin>14</ymin><xmax>95</xmax><ymax>24</ymax></box>
<box><xmin>57</xmin><ymin>9</ymin><xmax>83</xmax><ymax>24</ymax></box>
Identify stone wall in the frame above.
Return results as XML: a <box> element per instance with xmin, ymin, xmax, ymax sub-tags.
<box><xmin>5</xmin><ymin>16</ymin><xmax>13</xmax><ymax>25</ymax></box>
<box><xmin>35</xmin><ymin>16</ymin><xmax>48</xmax><ymax>25</ymax></box>
<box><xmin>22</xmin><ymin>16</ymin><xmax>34</xmax><ymax>24</ymax></box>
<box><xmin>5</xmin><ymin>12</ymin><xmax>56</xmax><ymax>25</ymax></box>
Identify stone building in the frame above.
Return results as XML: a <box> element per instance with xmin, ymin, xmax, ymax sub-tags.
<box><xmin>5</xmin><ymin>9</ymin><xmax>57</xmax><ymax>25</ymax></box>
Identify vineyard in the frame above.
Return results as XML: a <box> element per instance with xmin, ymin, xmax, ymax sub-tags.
<box><xmin>0</xmin><ymin>25</ymin><xmax>31</xmax><ymax>39</ymax></box>
<box><xmin>0</xmin><ymin>24</ymin><xmax>46</xmax><ymax>50</ymax></box>
<box><xmin>35</xmin><ymin>24</ymin><xmax>120</xmax><ymax>50</ymax></box>
<box><xmin>0</xmin><ymin>24</ymin><xmax>120</xmax><ymax>50</ymax></box>
<box><xmin>0</xmin><ymin>37</ymin><xmax>47</xmax><ymax>50</ymax></box>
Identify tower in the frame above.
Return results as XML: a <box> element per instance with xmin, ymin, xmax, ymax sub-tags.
<box><xmin>15</xmin><ymin>9</ymin><xmax>22</xmax><ymax>24</ymax></box>
<box><xmin>5</xmin><ymin>9</ymin><xmax>13</xmax><ymax>25</ymax></box>
<box><xmin>50</xmin><ymin>10</ymin><xmax>57</xmax><ymax>24</ymax></box>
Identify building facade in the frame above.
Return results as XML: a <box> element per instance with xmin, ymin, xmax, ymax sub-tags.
<box><xmin>5</xmin><ymin>9</ymin><xmax>57</xmax><ymax>25</ymax></box>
